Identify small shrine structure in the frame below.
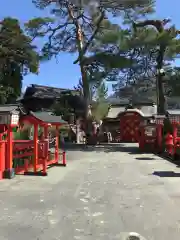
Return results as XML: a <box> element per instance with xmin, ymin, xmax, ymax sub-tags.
<box><xmin>0</xmin><ymin>105</ymin><xmax>68</xmax><ymax>179</ymax></box>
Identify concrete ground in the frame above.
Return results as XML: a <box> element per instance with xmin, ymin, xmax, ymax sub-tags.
<box><xmin>0</xmin><ymin>143</ymin><xmax>180</xmax><ymax>240</ymax></box>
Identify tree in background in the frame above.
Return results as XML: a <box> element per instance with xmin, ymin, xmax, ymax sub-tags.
<box><xmin>133</xmin><ymin>18</ymin><xmax>180</xmax><ymax>113</ymax></box>
<box><xmin>91</xmin><ymin>81</ymin><xmax>109</xmax><ymax>122</ymax></box>
<box><xmin>87</xmin><ymin>2</ymin><xmax>180</xmax><ymax>113</ymax></box>
<box><xmin>25</xmin><ymin>0</ymin><xmax>153</xmax><ymax>123</ymax></box>
<box><xmin>74</xmin><ymin>68</ymin><xmax>109</xmax><ymax>122</ymax></box>
<box><xmin>0</xmin><ymin>17</ymin><xmax>39</xmax><ymax>104</ymax></box>
<box><xmin>88</xmin><ymin>0</ymin><xmax>155</xmax><ymax>90</ymax></box>
<box><xmin>110</xmin><ymin>18</ymin><xmax>180</xmax><ymax>111</ymax></box>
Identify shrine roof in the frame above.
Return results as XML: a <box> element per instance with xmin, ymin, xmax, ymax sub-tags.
<box><xmin>107</xmin><ymin>96</ymin><xmax>129</xmax><ymax>105</ymax></box>
<box><xmin>30</xmin><ymin>111</ymin><xmax>68</xmax><ymax>124</ymax></box>
<box><xmin>167</xmin><ymin>110</ymin><xmax>180</xmax><ymax>115</ymax></box>
<box><xmin>23</xmin><ymin>84</ymin><xmax>80</xmax><ymax>99</ymax></box>
<box><xmin>106</xmin><ymin>106</ymin><xmax>126</xmax><ymax>119</ymax></box>
<box><xmin>0</xmin><ymin>104</ymin><xmax>23</xmax><ymax>114</ymax></box>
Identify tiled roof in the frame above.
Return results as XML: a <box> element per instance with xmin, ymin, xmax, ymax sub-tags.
<box><xmin>30</xmin><ymin>111</ymin><xmax>68</xmax><ymax>124</ymax></box>
<box><xmin>0</xmin><ymin>104</ymin><xmax>26</xmax><ymax>114</ymax></box>
<box><xmin>106</xmin><ymin>106</ymin><xmax>126</xmax><ymax>118</ymax></box>
<box><xmin>24</xmin><ymin>84</ymin><xmax>80</xmax><ymax>99</ymax></box>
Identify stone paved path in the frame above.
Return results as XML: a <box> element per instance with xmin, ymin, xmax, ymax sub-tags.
<box><xmin>0</xmin><ymin>143</ymin><xmax>180</xmax><ymax>240</ymax></box>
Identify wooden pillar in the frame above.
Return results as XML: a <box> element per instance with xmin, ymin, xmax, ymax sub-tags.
<box><xmin>44</xmin><ymin>125</ymin><xmax>48</xmax><ymax>157</ymax></box>
<box><xmin>6</xmin><ymin>125</ymin><xmax>13</xmax><ymax>170</ymax></box>
<box><xmin>42</xmin><ymin>125</ymin><xmax>48</xmax><ymax>175</ymax></box>
<box><xmin>173</xmin><ymin>123</ymin><xmax>178</xmax><ymax>155</ymax></box>
<box><xmin>173</xmin><ymin>123</ymin><xmax>177</xmax><ymax>143</ymax></box>
<box><xmin>0</xmin><ymin>140</ymin><xmax>5</xmax><ymax>179</ymax></box>
<box><xmin>4</xmin><ymin>124</ymin><xmax>14</xmax><ymax>178</ymax></box>
<box><xmin>33</xmin><ymin>124</ymin><xmax>38</xmax><ymax>173</ymax></box>
<box><xmin>55</xmin><ymin>125</ymin><xmax>59</xmax><ymax>162</ymax></box>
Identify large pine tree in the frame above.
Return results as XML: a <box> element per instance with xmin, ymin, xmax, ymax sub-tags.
<box><xmin>25</xmin><ymin>0</ymin><xmax>155</xmax><ymax>120</ymax></box>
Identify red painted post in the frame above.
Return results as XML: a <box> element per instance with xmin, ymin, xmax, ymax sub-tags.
<box><xmin>62</xmin><ymin>151</ymin><xmax>66</xmax><ymax>166</ymax></box>
<box><xmin>173</xmin><ymin>123</ymin><xmax>178</xmax><ymax>156</ymax></box>
<box><xmin>4</xmin><ymin>125</ymin><xmax>14</xmax><ymax>178</ymax></box>
<box><xmin>55</xmin><ymin>125</ymin><xmax>59</xmax><ymax>163</ymax></box>
<box><xmin>6</xmin><ymin>125</ymin><xmax>13</xmax><ymax>170</ymax></box>
<box><xmin>42</xmin><ymin>157</ymin><xmax>47</xmax><ymax>175</ymax></box>
<box><xmin>24</xmin><ymin>159</ymin><xmax>28</xmax><ymax>172</ymax></box>
<box><xmin>0</xmin><ymin>141</ymin><xmax>5</xmax><ymax>179</ymax></box>
<box><xmin>43</xmin><ymin>125</ymin><xmax>48</xmax><ymax>174</ymax></box>
<box><xmin>0</xmin><ymin>132</ymin><xmax>3</xmax><ymax>141</ymax></box>
<box><xmin>33</xmin><ymin>124</ymin><xmax>38</xmax><ymax>173</ymax></box>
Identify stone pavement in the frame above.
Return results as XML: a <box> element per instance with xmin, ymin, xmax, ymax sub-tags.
<box><xmin>0</xmin><ymin>143</ymin><xmax>180</xmax><ymax>240</ymax></box>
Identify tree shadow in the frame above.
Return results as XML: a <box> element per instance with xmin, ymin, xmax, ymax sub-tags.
<box><xmin>64</xmin><ymin>143</ymin><xmax>140</xmax><ymax>154</ymax></box>
<box><xmin>136</xmin><ymin>157</ymin><xmax>155</xmax><ymax>160</ymax></box>
<box><xmin>155</xmin><ymin>152</ymin><xmax>180</xmax><ymax>168</ymax></box>
<box><xmin>153</xmin><ymin>171</ymin><xmax>180</xmax><ymax>177</ymax></box>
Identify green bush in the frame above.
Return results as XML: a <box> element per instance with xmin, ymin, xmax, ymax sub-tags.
<box><xmin>13</xmin><ymin>129</ymin><xmax>32</xmax><ymax>168</ymax></box>
<box><xmin>13</xmin><ymin>130</ymin><xmax>29</xmax><ymax>140</ymax></box>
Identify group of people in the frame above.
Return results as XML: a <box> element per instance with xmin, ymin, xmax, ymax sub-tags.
<box><xmin>93</xmin><ymin>122</ymin><xmax>112</xmax><ymax>143</ymax></box>
<box><xmin>69</xmin><ymin>119</ymin><xmax>113</xmax><ymax>144</ymax></box>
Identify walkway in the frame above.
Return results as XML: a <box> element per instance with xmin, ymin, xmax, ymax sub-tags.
<box><xmin>0</xmin><ymin>143</ymin><xmax>180</xmax><ymax>240</ymax></box>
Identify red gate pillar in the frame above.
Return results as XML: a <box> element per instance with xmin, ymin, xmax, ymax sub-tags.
<box><xmin>173</xmin><ymin>123</ymin><xmax>178</xmax><ymax>156</ymax></box>
<box><xmin>0</xmin><ymin>141</ymin><xmax>5</xmax><ymax>179</ymax></box>
<box><xmin>42</xmin><ymin>125</ymin><xmax>48</xmax><ymax>175</ymax></box>
<box><xmin>4</xmin><ymin>125</ymin><xmax>14</xmax><ymax>178</ymax></box>
<box><xmin>33</xmin><ymin>124</ymin><xmax>38</xmax><ymax>173</ymax></box>
<box><xmin>55</xmin><ymin>125</ymin><xmax>59</xmax><ymax>163</ymax></box>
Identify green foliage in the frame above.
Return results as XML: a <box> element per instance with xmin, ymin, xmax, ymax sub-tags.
<box><xmin>0</xmin><ymin>17</ymin><xmax>39</xmax><ymax>104</ymax></box>
<box><xmin>13</xmin><ymin>130</ymin><xmax>30</xmax><ymax>140</ymax></box>
<box><xmin>95</xmin><ymin>81</ymin><xmax>108</xmax><ymax>100</ymax></box>
<box><xmin>52</xmin><ymin>91</ymin><xmax>85</xmax><ymax>120</ymax></box>
<box><xmin>91</xmin><ymin>101</ymin><xmax>109</xmax><ymax>121</ymax></box>
<box><xmin>91</xmin><ymin>81</ymin><xmax>109</xmax><ymax>121</ymax></box>
<box><xmin>25</xmin><ymin>0</ymin><xmax>155</xmax><ymax>105</ymax></box>
<box><xmin>53</xmin><ymin>97</ymin><xmax>73</xmax><ymax>120</ymax></box>
<box><xmin>83</xmin><ymin>53</ymin><xmax>134</xmax><ymax>69</ymax></box>
<box><xmin>108</xmin><ymin>17</ymin><xmax>180</xmax><ymax>101</ymax></box>
<box><xmin>163</xmin><ymin>67</ymin><xmax>180</xmax><ymax>97</ymax></box>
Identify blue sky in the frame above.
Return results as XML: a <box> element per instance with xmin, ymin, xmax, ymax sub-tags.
<box><xmin>1</xmin><ymin>0</ymin><xmax>180</xmax><ymax>92</ymax></box>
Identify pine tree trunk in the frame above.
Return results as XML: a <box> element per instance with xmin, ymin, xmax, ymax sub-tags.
<box><xmin>157</xmin><ymin>73</ymin><xmax>166</xmax><ymax>114</ymax></box>
<box><xmin>156</xmin><ymin>45</ymin><xmax>166</xmax><ymax>114</ymax></box>
<box><xmin>67</xmin><ymin>4</ymin><xmax>93</xmax><ymax>140</ymax></box>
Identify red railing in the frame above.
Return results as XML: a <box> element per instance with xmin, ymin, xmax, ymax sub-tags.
<box><xmin>0</xmin><ymin>138</ymin><xmax>66</xmax><ymax>179</ymax></box>
<box><xmin>13</xmin><ymin>140</ymin><xmax>34</xmax><ymax>174</ymax></box>
<box><xmin>12</xmin><ymin>140</ymin><xmax>66</xmax><ymax>176</ymax></box>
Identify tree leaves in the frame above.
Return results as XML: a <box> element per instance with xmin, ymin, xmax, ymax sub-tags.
<box><xmin>83</xmin><ymin>52</ymin><xmax>134</xmax><ymax>69</ymax></box>
<box><xmin>0</xmin><ymin>17</ymin><xmax>39</xmax><ymax>104</ymax></box>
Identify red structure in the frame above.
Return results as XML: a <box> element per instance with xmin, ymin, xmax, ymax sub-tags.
<box><xmin>119</xmin><ymin>109</ymin><xmax>144</xmax><ymax>142</ymax></box>
<box><xmin>165</xmin><ymin>111</ymin><xmax>180</xmax><ymax>158</ymax></box>
<box><xmin>138</xmin><ymin>117</ymin><xmax>164</xmax><ymax>152</ymax></box>
<box><xmin>0</xmin><ymin>105</ymin><xmax>67</xmax><ymax>179</ymax></box>
<box><xmin>165</xmin><ymin>133</ymin><xmax>174</xmax><ymax>155</ymax></box>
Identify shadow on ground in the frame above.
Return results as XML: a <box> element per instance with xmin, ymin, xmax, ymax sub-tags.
<box><xmin>155</xmin><ymin>152</ymin><xmax>180</xmax><ymax>168</ymax></box>
<box><xmin>64</xmin><ymin>143</ymin><xmax>141</xmax><ymax>154</ymax></box>
<box><xmin>136</xmin><ymin>157</ymin><xmax>155</xmax><ymax>160</ymax></box>
<box><xmin>153</xmin><ymin>171</ymin><xmax>180</xmax><ymax>177</ymax></box>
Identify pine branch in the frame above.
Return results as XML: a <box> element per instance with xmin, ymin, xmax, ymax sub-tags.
<box><xmin>133</xmin><ymin>19</ymin><xmax>171</xmax><ymax>33</ymax></box>
<box><xmin>73</xmin><ymin>11</ymin><xmax>105</xmax><ymax>64</ymax></box>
